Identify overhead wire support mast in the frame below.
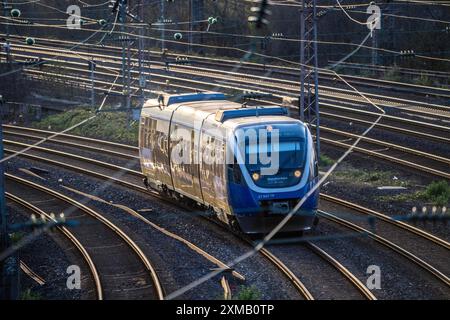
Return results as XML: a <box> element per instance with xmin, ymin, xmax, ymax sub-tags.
<box><xmin>2</xmin><ymin>0</ymin><xmax>11</xmax><ymax>64</ymax></box>
<box><xmin>299</xmin><ymin>0</ymin><xmax>320</xmax><ymax>155</ymax></box>
<box><xmin>160</xmin><ymin>0</ymin><xmax>165</xmax><ymax>51</ymax></box>
<box><xmin>138</xmin><ymin>0</ymin><xmax>147</xmax><ymax>104</ymax></box>
<box><xmin>117</xmin><ymin>0</ymin><xmax>131</xmax><ymax>109</ymax></box>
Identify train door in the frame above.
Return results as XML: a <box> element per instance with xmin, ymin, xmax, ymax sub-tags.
<box><xmin>169</xmin><ymin>110</ymin><xmax>202</xmax><ymax>202</ymax></box>
<box><xmin>199</xmin><ymin>122</ymin><xmax>229</xmax><ymax>213</ymax></box>
<box><xmin>153</xmin><ymin>116</ymin><xmax>172</xmax><ymax>188</ymax></box>
<box><xmin>139</xmin><ymin>116</ymin><xmax>153</xmax><ymax>178</ymax></box>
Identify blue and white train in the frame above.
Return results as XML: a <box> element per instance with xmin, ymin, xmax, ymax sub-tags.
<box><xmin>139</xmin><ymin>92</ymin><xmax>319</xmax><ymax>234</ymax></box>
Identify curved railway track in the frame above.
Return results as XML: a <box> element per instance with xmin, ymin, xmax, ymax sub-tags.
<box><xmin>4</xmin><ymin>143</ymin><xmax>316</xmax><ymax>300</ymax></box>
<box><xmin>7</xmin><ymin>192</ymin><xmax>103</xmax><ymax>299</ymax></box>
<box><xmin>202</xmin><ymin>213</ymin><xmax>375</xmax><ymax>300</ymax></box>
<box><xmin>3</xmin><ymin>131</ymin><xmax>449</xmax><ymax>298</ymax></box>
<box><xmin>317</xmin><ymin>209</ymin><xmax>450</xmax><ymax>288</ymax></box>
<box><xmin>6</xmin><ymin>48</ymin><xmax>450</xmax><ymax>148</ymax></box>
<box><xmin>2</xmin><ymin>130</ymin><xmax>379</xmax><ymax>300</ymax></box>
<box><xmin>19</xmin><ymin>260</ymin><xmax>46</xmax><ymax>287</ymax></box>
<box><xmin>5</xmin><ymin>174</ymin><xmax>165</xmax><ymax>300</ymax></box>
<box><xmin>4</xmin><ymin>122</ymin><xmax>449</xmax><ymax>179</ymax></box>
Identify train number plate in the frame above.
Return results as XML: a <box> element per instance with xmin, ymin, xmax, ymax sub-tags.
<box><xmin>271</xmin><ymin>202</ymin><xmax>290</xmax><ymax>214</ymax></box>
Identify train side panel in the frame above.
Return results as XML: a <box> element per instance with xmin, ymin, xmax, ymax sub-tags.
<box><xmin>169</xmin><ymin>107</ymin><xmax>203</xmax><ymax>202</ymax></box>
<box><xmin>199</xmin><ymin>120</ymin><xmax>231</xmax><ymax>215</ymax></box>
<box><xmin>140</xmin><ymin>107</ymin><xmax>173</xmax><ymax>190</ymax></box>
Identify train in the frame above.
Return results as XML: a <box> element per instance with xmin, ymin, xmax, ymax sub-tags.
<box><xmin>139</xmin><ymin>92</ymin><xmax>319</xmax><ymax>234</ymax></box>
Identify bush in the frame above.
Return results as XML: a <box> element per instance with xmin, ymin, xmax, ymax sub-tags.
<box><xmin>422</xmin><ymin>181</ymin><xmax>450</xmax><ymax>206</ymax></box>
<box><xmin>235</xmin><ymin>285</ymin><xmax>261</xmax><ymax>300</ymax></box>
<box><xmin>21</xmin><ymin>288</ymin><xmax>41</xmax><ymax>300</ymax></box>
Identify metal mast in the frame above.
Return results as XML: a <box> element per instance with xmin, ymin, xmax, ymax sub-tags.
<box><xmin>138</xmin><ymin>0</ymin><xmax>147</xmax><ymax>104</ymax></box>
<box><xmin>3</xmin><ymin>0</ymin><xmax>11</xmax><ymax>64</ymax></box>
<box><xmin>299</xmin><ymin>0</ymin><xmax>320</xmax><ymax>155</ymax></box>
<box><xmin>119</xmin><ymin>0</ymin><xmax>131</xmax><ymax>109</ymax></box>
<box><xmin>189</xmin><ymin>0</ymin><xmax>204</xmax><ymax>54</ymax></box>
<box><xmin>160</xmin><ymin>0</ymin><xmax>165</xmax><ymax>51</ymax></box>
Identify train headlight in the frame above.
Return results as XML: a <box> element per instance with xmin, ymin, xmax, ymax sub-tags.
<box><xmin>252</xmin><ymin>172</ymin><xmax>260</xmax><ymax>181</ymax></box>
<box><xmin>294</xmin><ymin>170</ymin><xmax>302</xmax><ymax>178</ymax></box>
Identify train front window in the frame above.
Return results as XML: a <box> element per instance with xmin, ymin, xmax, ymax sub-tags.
<box><xmin>245</xmin><ymin>141</ymin><xmax>303</xmax><ymax>171</ymax></box>
<box><xmin>245</xmin><ymin>137</ymin><xmax>306</xmax><ymax>188</ymax></box>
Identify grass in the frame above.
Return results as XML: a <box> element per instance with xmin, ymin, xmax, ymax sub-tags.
<box><xmin>234</xmin><ymin>285</ymin><xmax>261</xmax><ymax>300</ymax></box>
<box><xmin>9</xmin><ymin>232</ymin><xmax>23</xmax><ymax>244</ymax></box>
<box><xmin>333</xmin><ymin>167</ymin><xmax>409</xmax><ymax>188</ymax></box>
<box><xmin>383</xmin><ymin>67</ymin><xmax>403</xmax><ymax>82</ymax></box>
<box><xmin>21</xmin><ymin>288</ymin><xmax>41</xmax><ymax>300</ymax></box>
<box><xmin>32</xmin><ymin>107</ymin><xmax>139</xmax><ymax>145</ymax></box>
<box><xmin>319</xmin><ymin>154</ymin><xmax>335</xmax><ymax>167</ymax></box>
<box><xmin>378</xmin><ymin>180</ymin><xmax>450</xmax><ymax>206</ymax></box>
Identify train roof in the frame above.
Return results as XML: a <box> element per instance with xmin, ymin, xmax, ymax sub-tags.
<box><xmin>142</xmin><ymin>92</ymin><xmax>301</xmax><ymax>129</ymax></box>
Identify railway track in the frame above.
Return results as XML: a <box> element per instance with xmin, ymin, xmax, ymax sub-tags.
<box><xmin>264</xmin><ymin>241</ymin><xmax>377</xmax><ymax>300</ymax></box>
<box><xmin>5</xmin><ymin>174</ymin><xmax>165</xmax><ymax>300</ymax></box>
<box><xmin>4</xmin><ymin>34</ymin><xmax>449</xmax><ymax>103</ymax></box>
<box><xmin>317</xmin><ymin>209</ymin><xmax>450</xmax><ymax>289</ymax></box>
<box><xmin>3</xmin><ymin>131</ymin><xmax>449</xmax><ymax>298</ymax></box>
<box><xmin>3</xmin><ymin>141</ymin><xmax>315</xmax><ymax>299</ymax></box>
<box><xmin>319</xmin><ymin>197</ymin><xmax>450</xmax><ymax>285</ymax></box>
<box><xmin>4</xmin><ymin>120</ymin><xmax>449</xmax><ymax>179</ymax></box>
<box><xmin>7</xmin><ymin>192</ymin><xmax>102</xmax><ymax>299</ymax></box>
<box><xmin>2</xmin><ymin>129</ymin><xmax>378</xmax><ymax>300</ymax></box>
<box><xmin>6</xmin><ymin>48</ymin><xmax>450</xmax><ymax>148</ymax></box>
<box><xmin>6</xmin><ymin>44</ymin><xmax>450</xmax><ymax>124</ymax></box>
<box><xmin>19</xmin><ymin>260</ymin><xmax>46</xmax><ymax>287</ymax></box>
<box><xmin>328</xmin><ymin>61</ymin><xmax>450</xmax><ymax>84</ymax></box>
<box><xmin>201</xmin><ymin>211</ymin><xmax>375</xmax><ymax>300</ymax></box>
<box><xmin>20</xmin><ymin>66</ymin><xmax>450</xmax><ymax>152</ymax></box>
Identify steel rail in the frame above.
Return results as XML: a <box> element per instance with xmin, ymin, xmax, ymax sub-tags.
<box><xmin>7</xmin><ymin>192</ymin><xmax>103</xmax><ymax>299</ymax></box>
<box><xmin>5</xmin><ymin>44</ymin><xmax>450</xmax><ymax>119</ymax></box>
<box><xmin>6</xmin><ymin>174</ymin><xmax>165</xmax><ymax>300</ymax></box>
<box><xmin>320</xmin><ymin>194</ymin><xmax>450</xmax><ymax>250</ymax></box>
<box><xmin>19</xmin><ymin>260</ymin><xmax>46</xmax><ymax>286</ymax></box>
<box><xmin>4</xmin><ymin>147</ymin><xmax>314</xmax><ymax>300</ymax></box>
<box><xmin>305</xmin><ymin>242</ymin><xmax>377</xmax><ymax>300</ymax></box>
<box><xmin>318</xmin><ymin>210</ymin><xmax>450</xmax><ymax>288</ymax></box>
<box><xmin>7</xmin><ymin>49</ymin><xmax>450</xmax><ymax>139</ymax></box>
<box><xmin>5</xmin><ymin>34</ymin><xmax>449</xmax><ymax>100</ymax></box>
<box><xmin>7</xmin><ymin>136</ymin><xmax>450</xmax><ymax>298</ymax></box>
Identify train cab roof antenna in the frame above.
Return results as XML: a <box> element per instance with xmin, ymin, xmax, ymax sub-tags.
<box><xmin>157</xmin><ymin>95</ymin><xmax>164</xmax><ymax>109</ymax></box>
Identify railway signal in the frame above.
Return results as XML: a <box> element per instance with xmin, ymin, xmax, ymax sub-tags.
<box><xmin>174</xmin><ymin>56</ymin><xmax>189</xmax><ymax>65</ymax></box>
<box><xmin>10</xmin><ymin>8</ymin><xmax>20</xmax><ymax>17</ymax></box>
<box><xmin>399</xmin><ymin>50</ymin><xmax>416</xmax><ymax>59</ymax></box>
<box><xmin>174</xmin><ymin>32</ymin><xmax>183</xmax><ymax>40</ymax></box>
<box><xmin>98</xmin><ymin>19</ymin><xmax>107</xmax><ymax>27</ymax></box>
<box><xmin>206</xmin><ymin>16</ymin><xmax>217</xmax><ymax>32</ymax></box>
<box><xmin>25</xmin><ymin>37</ymin><xmax>35</xmax><ymax>45</ymax></box>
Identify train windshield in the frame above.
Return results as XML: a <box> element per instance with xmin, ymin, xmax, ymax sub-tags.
<box><xmin>238</xmin><ymin>123</ymin><xmax>307</xmax><ymax>188</ymax></box>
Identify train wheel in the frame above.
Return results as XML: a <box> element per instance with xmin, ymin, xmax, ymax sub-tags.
<box><xmin>229</xmin><ymin>217</ymin><xmax>241</xmax><ymax>233</ymax></box>
<box><xmin>311</xmin><ymin>216</ymin><xmax>319</xmax><ymax>231</ymax></box>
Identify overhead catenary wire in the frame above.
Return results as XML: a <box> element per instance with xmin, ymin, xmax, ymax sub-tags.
<box><xmin>3</xmin><ymin>17</ymin><xmax>450</xmax><ymax>65</ymax></box>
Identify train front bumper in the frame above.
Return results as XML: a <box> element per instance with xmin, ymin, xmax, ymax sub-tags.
<box><xmin>235</xmin><ymin>210</ymin><xmax>317</xmax><ymax>234</ymax></box>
